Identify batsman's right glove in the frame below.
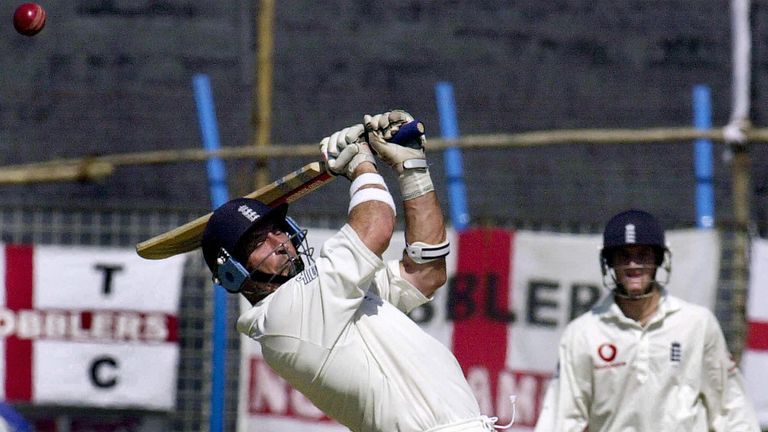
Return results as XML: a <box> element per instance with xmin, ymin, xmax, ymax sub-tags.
<box><xmin>319</xmin><ymin>124</ymin><xmax>376</xmax><ymax>180</ymax></box>
<box><xmin>364</xmin><ymin>110</ymin><xmax>432</xmax><ymax>200</ymax></box>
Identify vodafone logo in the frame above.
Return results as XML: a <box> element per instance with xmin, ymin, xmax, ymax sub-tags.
<box><xmin>597</xmin><ymin>343</ymin><xmax>617</xmax><ymax>362</ymax></box>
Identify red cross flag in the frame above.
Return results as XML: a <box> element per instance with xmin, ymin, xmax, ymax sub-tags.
<box><xmin>0</xmin><ymin>244</ymin><xmax>185</xmax><ymax>410</ymax></box>
<box><xmin>743</xmin><ymin>237</ymin><xmax>768</xmax><ymax>427</ymax></box>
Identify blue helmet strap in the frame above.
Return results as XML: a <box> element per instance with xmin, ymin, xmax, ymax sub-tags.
<box><xmin>215</xmin><ymin>250</ymin><xmax>250</xmax><ymax>294</ymax></box>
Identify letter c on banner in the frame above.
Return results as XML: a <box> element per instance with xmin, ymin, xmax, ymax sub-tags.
<box><xmin>90</xmin><ymin>356</ymin><xmax>119</xmax><ymax>388</ymax></box>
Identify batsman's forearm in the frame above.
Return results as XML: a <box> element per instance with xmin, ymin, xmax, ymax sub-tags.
<box><xmin>402</xmin><ymin>192</ymin><xmax>447</xmax><ymax>246</ymax></box>
<box><xmin>400</xmin><ymin>192</ymin><xmax>448</xmax><ymax>296</ymax></box>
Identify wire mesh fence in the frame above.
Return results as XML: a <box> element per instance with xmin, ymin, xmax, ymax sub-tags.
<box><xmin>0</xmin><ymin>203</ymin><xmax>751</xmax><ymax>431</ymax></box>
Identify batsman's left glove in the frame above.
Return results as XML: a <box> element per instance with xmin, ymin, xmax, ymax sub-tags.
<box><xmin>363</xmin><ymin>110</ymin><xmax>426</xmax><ymax>174</ymax></box>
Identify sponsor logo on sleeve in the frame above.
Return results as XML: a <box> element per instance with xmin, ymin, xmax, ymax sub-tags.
<box><xmin>294</xmin><ymin>265</ymin><xmax>318</xmax><ymax>285</ymax></box>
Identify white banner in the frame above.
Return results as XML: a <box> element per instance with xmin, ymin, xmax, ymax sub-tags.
<box><xmin>0</xmin><ymin>244</ymin><xmax>185</xmax><ymax>410</ymax></box>
<box><xmin>742</xmin><ymin>237</ymin><xmax>768</xmax><ymax>426</ymax></box>
<box><xmin>238</xmin><ymin>228</ymin><xmax>720</xmax><ymax>431</ymax></box>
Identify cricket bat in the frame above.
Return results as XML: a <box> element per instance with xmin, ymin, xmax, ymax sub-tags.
<box><xmin>136</xmin><ymin>120</ymin><xmax>425</xmax><ymax>260</ymax></box>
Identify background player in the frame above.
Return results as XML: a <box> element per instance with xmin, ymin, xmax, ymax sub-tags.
<box><xmin>534</xmin><ymin>209</ymin><xmax>760</xmax><ymax>431</ymax></box>
<box><xmin>200</xmin><ymin>110</ymin><xmax>508</xmax><ymax>431</ymax></box>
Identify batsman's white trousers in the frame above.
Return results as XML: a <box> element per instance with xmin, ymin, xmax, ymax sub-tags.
<box><xmin>425</xmin><ymin>417</ymin><xmax>499</xmax><ymax>432</ymax></box>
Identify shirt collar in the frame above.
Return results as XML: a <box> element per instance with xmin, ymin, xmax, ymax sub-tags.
<box><xmin>599</xmin><ymin>288</ymin><xmax>680</xmax><ymax>324</ymax></box>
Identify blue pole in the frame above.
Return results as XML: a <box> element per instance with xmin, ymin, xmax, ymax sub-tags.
<box><xmin>435</xmin><ymin>82</ymin><xmax>470</xmax><ymax>231</ymax></box>
<box><xmin>693</xmin><ymin>85</ymin><xmax>714</xmax><ymax>229</ymax></box>
<box><xmin>193</xmin><ymin>73</ymin><xmax>229</xmax><ymax>432</ymax></box>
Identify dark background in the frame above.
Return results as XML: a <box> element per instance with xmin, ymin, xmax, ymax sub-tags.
<box><xmin>1</xmin><ymin>0</ymin><xmax>766</xmax><ymax>230</ymax></box>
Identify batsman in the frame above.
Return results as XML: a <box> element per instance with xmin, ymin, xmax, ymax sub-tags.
<box><xmin>200</xmin><ymin>110</ymin><xmax>504</xmax><ymax>431</ymax></box>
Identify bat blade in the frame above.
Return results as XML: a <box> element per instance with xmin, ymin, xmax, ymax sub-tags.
<box><xmin>136</xmin><ymin>161</ymin><xmax>334</xmax><ymax>259</ymax></box>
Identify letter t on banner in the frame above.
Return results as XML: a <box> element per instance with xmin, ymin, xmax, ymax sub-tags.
<box><xmin>435</xmin><ymin>82</ymin><xmax>470</xmax><ymax>231</ymax></box>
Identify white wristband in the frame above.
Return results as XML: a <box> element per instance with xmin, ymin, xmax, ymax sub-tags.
<box><xmin>348</xmin><ymin>188</ymin><xmax>396</xmax><ymax>215</ymax></box>
<box><xmin>350</xmin><ymin>173</ymin><xmax>387</xmax><ymax>198</ymax></box>
<box><xmin>405</xmin><ymin>239</ymin><xmax>450</xmax><ymax>264</ymax></box>
<box><xmin>398</xmin><ymin>168</ymin><xmax>434</xmax><ymax>201</ymax></box>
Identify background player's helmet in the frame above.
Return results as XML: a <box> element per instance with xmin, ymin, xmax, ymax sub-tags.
<box><xmin>201</xmin><ymin>198</ymin><xmax>310</xmax><ymax>293</ymax></box>
<box><xmin>599</xmin><ymin>209</ymin><xmax>671</xmax><ymax>290</ymax></box>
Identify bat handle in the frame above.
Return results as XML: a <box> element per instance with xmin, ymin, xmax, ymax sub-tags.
<box><xmin>389</xmin><ymin>120</ymin><xmax>425</xmax><ymax>148</ymax></box>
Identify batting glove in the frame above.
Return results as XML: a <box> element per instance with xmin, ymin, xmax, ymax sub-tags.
<box><xmin>363</xmin><ymin>110</ymin><xmax>427</xmax><ymax>174</ymax></box>
<box><xmin>363</xmin><ymin>110</ymin><xmax>433</xmax><ymax>200</ymax></box>
<box><xmin>320</xmin><ymin>124</ymin><xmax>376</xmax><ymax>180</ymax></box>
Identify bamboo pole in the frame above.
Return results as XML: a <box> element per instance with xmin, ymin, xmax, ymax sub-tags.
<box><xmin>251</xmin><ymin>0</ymin><xmax>275</xmax><ymax>190</ymax></box>
<box><xmin>729</xmin><ymin>144</ymin><xmax>752</xmax><ymax>362</ymax></box>
<box><xmin>2</xmin><ymin>126</ymin><xmax>768</xmax><ymax>185</ymax></box>
<box><xmin>0</xmin><ymin>160</ymin><xmax>113</xmax><ymax>184</ymax></box>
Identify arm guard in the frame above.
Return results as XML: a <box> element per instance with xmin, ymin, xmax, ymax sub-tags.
<box><xmin>404</xmin><ymin>239</ymin><xmax>450</xmax><ymax>264</ymax></box>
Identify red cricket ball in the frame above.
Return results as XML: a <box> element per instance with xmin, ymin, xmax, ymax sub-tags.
<box><xmin>13</xmin><ymin>3</ymin><xmax>46</xmax><ymax>37</ymax></box>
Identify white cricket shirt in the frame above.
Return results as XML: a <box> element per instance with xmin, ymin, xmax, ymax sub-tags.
<box><xmin>534</xmin><ymin>291</ymin><xmax>760</xmax><ymax>432</ymax></box>
<box><xmin>238</xmin><ymin>224</ymin><xmax>489</xmax><ymax>432</ymax></box>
